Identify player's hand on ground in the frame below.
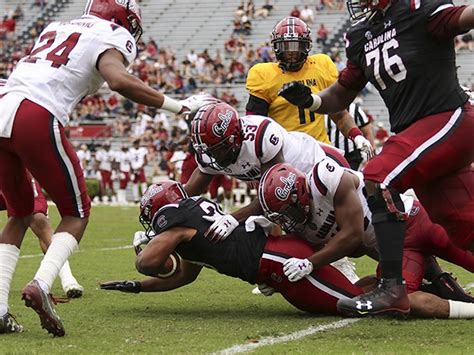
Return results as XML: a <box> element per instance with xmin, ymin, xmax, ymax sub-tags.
<box><xmin>133</xmin><ymin>231</ymin><xmax>151</xmax><ymax>255</ymax></box>
<box><xmin>257</xmin><ymin>283</ymin><xmax>277</xmax><ymax>296</ymax></box>
<box><xmin>353</xmin><ymin>135</ymin><xmax>375</xmax><ymax>161</ymax></box>
<box><xmin>203</xmin><ymin>214</ymin><xmax>239</xmax><ymax>242</ymax></box>
<box><xmin>278</xmin><ymin>81</ymin><xmax>313</xmax><ymax>108</ymax></box>
<box><xmin>100</xmin><ymin>280</ymin><xmax>141</xmax><ymax>293</ymax></box>
<box><xmin>283</xmin><ymin>258</ymin><xmax>313</xmax><ymax>282</ymax></box>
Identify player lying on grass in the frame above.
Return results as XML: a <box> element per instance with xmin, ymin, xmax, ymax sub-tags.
<box><xmin>258</xmin><ymin>162</ymin><xmax>474</xmax><ymax>317</ymax></box>
<box><xmin>100</xmin><ymin>181</ymin><xmax>474</xmax><ymax>319</ymax></box>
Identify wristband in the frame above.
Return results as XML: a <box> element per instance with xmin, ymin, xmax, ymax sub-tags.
<box><xmin>308</xmin><ymin>94</ymin><xmax>322</xmax><ymax>111</ymax></box>
<box><xmin>348</xmin><ymin>127</ymin><xmax>363</xmax><ymax>140</ymax></box>
<box><xmin>161</xmin><ymin>95</ymin><xmax>183</xmax><ymax>114</ymax></box>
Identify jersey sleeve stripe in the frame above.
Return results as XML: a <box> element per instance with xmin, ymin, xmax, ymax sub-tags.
<box><xmin>410</xmin><ymin>0</ymin><xmax>421</xmax><ymax>11</ymax></box>
<box><xmin>430</xmin><ymin>3</ymin><xmax>453</xmax><ymax>16</ymax></box>
<box><xmin>312</xmin><ymin>163</ymin><xmax>328</xmax><ymax>196</ymax></box>
<box><xmin>255</xmin><ymin>119</ymin><xmax>271</xmax><ymax>158</ymax></box>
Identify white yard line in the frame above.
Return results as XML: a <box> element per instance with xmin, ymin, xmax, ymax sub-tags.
<box><xmin>213</xmin><ymin>318</ymin><xmax>361</xmax><ymax>354</ymax></box>
<box><xmin>19</xmin><ymin>244</ymin><xmax>132</xmax><ymax>259</ymax></box>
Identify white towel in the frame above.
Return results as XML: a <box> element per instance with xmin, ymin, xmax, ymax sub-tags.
<box><xmin>0</xmin><ymin>93</ymin><xmax>24</xmax><ymax>138</ymax></box>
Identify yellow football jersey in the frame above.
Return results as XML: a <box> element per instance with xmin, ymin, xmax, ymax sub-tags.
<box><xmin>246</xmin><ymin>54</ymin><xmax>338</xmax><ymax>144</ymax></box>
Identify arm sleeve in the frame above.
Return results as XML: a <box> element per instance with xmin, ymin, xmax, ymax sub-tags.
<box><xmin>91</xmin><ymin>25</ymin><xmax>137</xmax><ymax>68</ymax></box>
<box><xmin>427</xmin><ymin>6</ymin><xmax>468</xmax><ymax>39</ymax></box>
<box><xmin>246</xmin><ymin>94</ymin><xmax>270</xmax><ymax>116</ymax></box>
<box><xmin>338</xmin><ymin>60</ymin><xmax>368</xmax><ymax>92</ymax></box>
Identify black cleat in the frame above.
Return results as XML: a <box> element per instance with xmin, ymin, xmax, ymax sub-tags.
<box><xmin>337</xmin><ymin>278</ymin><xmax>410</xmax><ymax>317</ymax></box>
<box><xmin>0</xmin><ymin>312</ymin><xmax>23</xmax><ymax>334</ymax></box>
<box><xmin>22</xmin><ymin>280</ymin><xmax>65</xmax><ymax>337</ymax></box>
<box><xmin>421</xmin><ymin>272</ymin><xmax>474</xmax><ymax>303</ymax></box>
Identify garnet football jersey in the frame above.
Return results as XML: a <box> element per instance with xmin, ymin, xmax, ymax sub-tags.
<box><xmin>197</xmin><ymin>114</ymin><xmax>326</xmax><ymax>181</ymax></box>
<box><xmin>345</xmin><ymin>0</ymin><xmax>468</xmax><ymax>133</ymax></box>
<box><xmin>0</xmin><ymin>16</ymin><xmax>137</xmax><ymax>126</ymax></box>
<box><xmin>246</xmin><ymin>54</ymin><xmax>338</xmax><ymax>143</ymax></box>
<box><xmin>151</xmin><ymin>197</ymin><xmax>267</xmax><ymax>284</ymax></box>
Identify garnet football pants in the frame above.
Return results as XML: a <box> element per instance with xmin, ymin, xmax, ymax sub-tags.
<box><xmin>0</xmin><ymin>99</ymin><xmax>90</xmax><ymax>217</ymax></box>
<box><xmin>256</xmin><ymin>236</ymin><xmax>363</xmax><ymax>315</ymax></box>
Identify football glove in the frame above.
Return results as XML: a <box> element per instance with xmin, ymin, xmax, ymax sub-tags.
<box><xmin>278</xmin><ymin>81</ymin><xmax>314</xmax><ymax>108</ymax></box>
<box><xmin>133</xmin><ymin>230</ymin><xmax>152</xmax><ymax>255</ymax></box>
<box><xmin>100</xmin><ymin>280</ymin><xmax>142</xmax><ymax>293</ymax></box>
<box><xmin>179</xmin><ymin>94</ymin><xmax>219</xmax><ymax>116</ymax></box>
<box><xmin>353</xmin><ymin>135</ymin><xmax>375</xmax><ymax>161</ymax></box>
<box><xmin>203</xmin><ymin>214</ymin><xmax>239</xmax><ymax>242</ymax></box>
<box><xmin>283</xmin><ymin>257</ymin><xmax>314</xmax><ymax>282</ymax></box>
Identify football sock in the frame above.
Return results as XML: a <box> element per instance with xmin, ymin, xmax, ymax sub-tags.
<box><xmin>34</xmin><ymin>232</ymin><xmax>78</xmax><ymax>294</ymax></box>
<box><xmin>0</xmin><ymin>244</ymin><xmax>20</xmax><ymax>316</ymax></box>
<box><xmin>59</xmin><ymin>261</ymin><xmax>79</xmax><ymax>289</ymax></box>
<box><xmin>448</xmin><ymin>300</ymin><xmax>474</xmax><ymax>318</ymax></box>
<box><xmin>132</xmin><ymin>184</ymin><xmax>139</xmax><ymax>202</ymax></box>
<box><xmin>141</xmin><ymin>183</ymin><xmax>148</xmax><ymax>196</ymax></box>
<box><xmin>223</xmin><ymin>197</ymin><xmax>232</xmax><ymax>213</ymax></box>
<box><xmin>368</xmin><ymin>190</ymin><xmax>406</xmax><ymax>281</ymax></box>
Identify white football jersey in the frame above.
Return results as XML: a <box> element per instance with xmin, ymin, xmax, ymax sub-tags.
<box><xmin>197</xmin><ymin>115</ymin><xmax>326</xmax><ymax>181</ymax></box>
<box><xmin>115</xmin><ymin>151</ymin><xmax>131</xmax><ymax>172</ymax></box>
<box><xmin>301</xmin><ymin>158</ymin><xmax>376</xmax><ymax>248</ymax></box>
<box><xmin>0</xmin><ymin>16</ymin><xmax>137</xmax><ymax>126</ymax></box>
<box><xmin>76</xmin><ymin>149</ymin><xmax>91</xmax><ymax>170</ymax></box>
<box><xmin>129</xmin><ymin>147</ymin><xmax>148</xmax><ymax>170</ymax></box>
<box><xmin>95</xmin><ymin>149</ymin><xmax>115</xmax><ymax>171</ymax></box>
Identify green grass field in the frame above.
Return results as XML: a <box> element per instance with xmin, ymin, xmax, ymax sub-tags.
<box><xmin>1</xmin><ymin>205</ymin><xmax>473</xmax><ymax>354</ymax></box>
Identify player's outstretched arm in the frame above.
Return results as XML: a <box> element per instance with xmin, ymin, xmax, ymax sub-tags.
<box><xmin>459</xmin><ymin>5</ymin><xmax>474</xmax><ymax>31</ymax></box>
<box><xmin>97</xmin><ymin>49</ymin><xmax>185</xmax><ymax>114</ymax></box>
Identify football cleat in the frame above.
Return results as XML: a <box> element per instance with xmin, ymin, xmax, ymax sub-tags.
<box><xmin>421</xmin><ymin>272</ymin><xmax>474</xmax><ymax>303</ymax></box>
<box><xmin>337</xmin><ymin>278</ymin><xmax>410</xmax><ymax>317</ymax></box>
<box><xmin>0</xmin><ymin>312</ymin><xmax>23</xmax><ymax>334</ymax></box>
<box><xmin>22</xmin><ymin>280</ymin><xmax>65</xmax><ymax>337</ymax></box>
<box><xmin>63</xmin><ymin>283</ymin><xmax>84</xmax><ymax>299</ymax></box>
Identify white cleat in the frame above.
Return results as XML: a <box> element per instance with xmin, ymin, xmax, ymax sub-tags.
<box><xmin>63</xmin><ymin>283</ymin><xmax>84</xmax><ymax>299</ymax></box>
<box><xmin>251</xmin><ymin>286</ymin><xmax>262</xmax><ymax>295</ymax></box>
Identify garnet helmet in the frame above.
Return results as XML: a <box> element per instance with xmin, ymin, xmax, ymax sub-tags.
<box><xmin>139</xmin><ymin>181</ymin><xmax>188</xmax><ymax>236</ymax></box>
<box><xmin>190</xmin><ymin>102</ymin><xmax>242</xmax><ymax>171</ymax></box>
<box><xmin>84</xmin><ymin>0</ymin><xmax>143</xmax><ymax>42</ymax></box>
<box><xmin>258</xmin><ymin>163</ymin><xmax>311</xmax><ymax>233</ymax></box>
<box><xmin>271</xmin><ymin>17</ymin><xmax>312</xmax><ymax>72</ymax></box>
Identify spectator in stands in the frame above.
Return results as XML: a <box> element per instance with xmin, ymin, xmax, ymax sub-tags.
<box><xmin>254</xmin><ymin>0</ymin><xmax>274</xmax><ymax>18</ymax></box>
<box><xmin>316</xmin><ymin>24</ymin><xmax>329</xmax><ymax>48</ymax></box>
<box><xmin>242</xmin><ymin>15</ymin><xmax>252</xmax><ymax>35</ymax></box>
<box><xmin>290</xmin><ymin>6</ymin><xmax>301</xmax><ymax>18</ymax></box>
<box><xmin>300</xmin><ymin>5</ymin><xmax>315</xmax><ymax>25</ymax></box>
<box><xmin>455</xmin><ymin>30</ymin><xmax>473</xmax><ymax>52</ymax></box>
<box><xmin>224</xmin><ymin>34</ymin><xmax>238</xmax><ymax>56</ymax></box>
<box><xmin>227</xmin><ymin>58</ymin><xmax>246</xmax><ymax>82</ymax></box>
<box><xmin>245</xmin><ymin>0</ymin><xmax>255</xmax><ymax>18</ymax></box>
<box><xmin>256</xmin><ymin>42</ymin><xmax>272</xmax><ymax>62</ymax></box>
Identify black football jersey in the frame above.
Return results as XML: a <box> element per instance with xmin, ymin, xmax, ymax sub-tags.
<box><xmin>345</xmin><ymin>0</ymin><xmax>468</xmax><ymax>133</ymax></box>
<box><xmin>151</xmin><ymin>197</ymin><xmax>267</xmax><ymax>284</ymax></box>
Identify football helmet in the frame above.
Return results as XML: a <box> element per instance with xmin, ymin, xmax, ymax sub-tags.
<box><xmin>346</xmin><ymin>0</ymin><xmax>392</xmax><ymax>22</ymax></box>
<box><xmin>258</xmin><ymin>163</ymin><xmax>311</xmax><ymax>233</ymax></box>
<box><xmin>84</xmin><ymin>0</ymin><xmax>143</xmax><ymax>42</ymax></box>
<box><xmin>139</xmin><ymin>181</ymin><xmax>188</xmax><ymax>236</ymax></box>
<box><xmin>190</xmin><ymin>102</ymin><xmax>243</xmax><ymax>171</ymax></box>
<box><xmin>271</xmin><ymin>17</ymin><xmax>312</xmax><ymax>72</ymax></box>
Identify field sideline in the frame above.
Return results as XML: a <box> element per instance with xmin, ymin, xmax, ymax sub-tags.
<box><xmin>1</xmin><ymin>205</ymin><xmax>473</xmax><ymax>354</ymax></box>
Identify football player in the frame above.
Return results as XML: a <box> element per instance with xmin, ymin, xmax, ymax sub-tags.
<box><xmin>101</xmin><ymin>181</ymin><xmax>365</xmax><ymax>316</ymax></box>
<box><xmin>259</xmin><ymin>162</ymin><xmax>474</xmax><ymax>317</ymax></box>
<box><xmin>129</xmin><ymin>139</ymin><xmax>148</xmax><ymax>203</ymax></box>
<box><xmin>278</xmin><ymin>0</ymin><xmax>474</xmax><ymax>316</ymax></box>
<box><xmin>245</xmin><ymin>17</ymin><xmax>374</xmax><ymax>158</ymax></box>
<box><xmin>184</xmin><ymin>101</ymin><xmax>349</xmax><ymax>241</ymax></box>
<box><xmin>95</xmin><ymin>141</ymin><xmax>116</xmax><ymax>203</ymax></box>
<box><xmin>0</xmin><ymin>0</ymin><xmax>209</xmax><ymax>336</ymax></box>
<box><xmin>101</xmin><ymin>181</ymin><xmax>474</xmax><ymax>319</ymax></box>
<box><xmin>114</xmin><ymin>143</ymin><xmax>132</xmax><ymax>204</ymax></box>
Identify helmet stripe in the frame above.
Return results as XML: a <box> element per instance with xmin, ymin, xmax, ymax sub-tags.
<box><xmin>288</xmin><ymin>17</ymin><xmax>294</xmax><ymax>35</ymax></box>
<box><xmin>84</xmin><ymin>0</ymin><xmax>93</xmax><ymax>14</ymax></box>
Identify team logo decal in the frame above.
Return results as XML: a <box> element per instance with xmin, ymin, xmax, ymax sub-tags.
<box><xmin>365</xmin><ymin>31</ymin><xmax>373</xmax><ymax>40</ymax></box>
<box><xmin>126</xmin><ymin>40</ymin><xmax>133</xmax><ymax>53</ymax></box>
<box><xmin>140</xmin><ymin>184</ymin><xmax>163</xmax><ymax>208</ymax></box>
<box><xmin>269</xmin><ymin>134</ymin><xmax>279</xmax><ymax>146</ymax></box>
<box><xmin>275</xmin><ymin>173</ymin><xmax>296</xmax><ymax>201</ymax></box>
<box><xmin>212</xmin><ymin>110</ymin><xmax>233</xmax><ymax>137</ymax></box>
<box><xmin>157</xmin><ymin>215</ymin><xmax>167</xmax><ymax>228</ymax></box>
<box><xmin>409</xmin><ymin>205</ymin><xmax>420</xmax><ymax>217</ymax></box>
